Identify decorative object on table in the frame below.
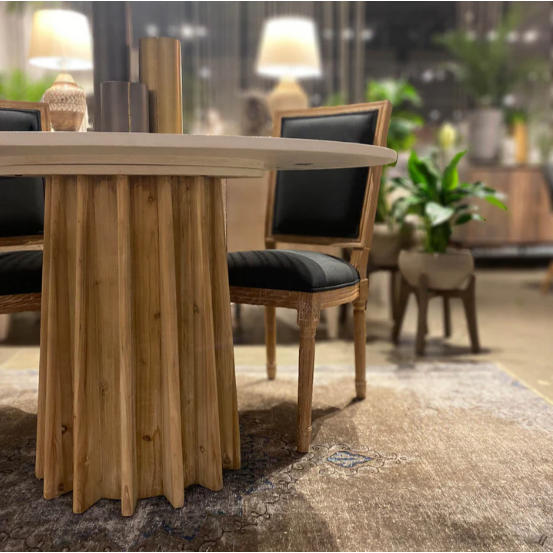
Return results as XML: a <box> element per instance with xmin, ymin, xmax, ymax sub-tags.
<box><xmin>436</xmin><ymin>7</ymin><xmax>548</xmax><ymax>163</ymax></box>
<box><xmin>256</xmin><ymin>16</ymin><xmax>321</xmax><ymax>115</ymax></box>
<box><xmin>240</xmin><ymin>91</ymin><xmax>272</xmax><ymax>136</ymax></box>
<box><xmin>0</xmin><ymin>100</ymin><xmax>50</xmax><ymax>342</ymax></box>
<box><xmin>28</xmin><ymin>9</ymin><xmax>92</xmax><ymax>132</ymax></box>
<box><xmin>91</xmin><ymin>2</ymin><xmax>132</xmax><ymax>131</ymax></box>
<box><xmin>227</xmin><ymin>101</ymin><xmax>393</xmax><ymax>452</ymax></box>
<box><xmin>391</xmin><ymin>150</ymin><xmax>507</xmax><ymax>355</ymax></box>
<box><xmin>139</xmin><ymin>37</ymin><xmax>182</xmax><ymax>134</ymax></box>
<box><xmin>100</xmin><ymin>81</ymin><xmax>149</xmax><ymax>132</ymax></box>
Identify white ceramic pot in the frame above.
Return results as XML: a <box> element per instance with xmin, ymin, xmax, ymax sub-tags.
<box><xmin>399</xmin><ymin>249</ymin><xmax>474</xmax><ymax>291</ymax></box>
<box><xmin>469</xmin><ymin>108</ymin><xmax>503</xmax><ymax>163</ymax></box>
<box><xmin>370</xmin><ymin>223</ymin><xmax>413</xmax><ymax>267</ymax></box>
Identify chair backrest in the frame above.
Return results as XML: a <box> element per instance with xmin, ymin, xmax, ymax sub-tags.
<box><xmin>0</xmin><ymin>100</ymin><xmax>50</xmax><ymax>238</ymax></box>
<box><xmin>265</xmin><ymin>102</ymin><xmax>392</xmax><ymax>254</ymax></box>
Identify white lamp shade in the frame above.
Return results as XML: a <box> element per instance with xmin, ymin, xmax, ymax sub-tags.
<box><xmin>28</xmin><ymin>9</ymin><xmax>93</xmax><ymax>71</ymax></box>
<box><xmin>256</xmin><ymin>17</ymin><xmax>322</xmax><ymax>79</ymax></box>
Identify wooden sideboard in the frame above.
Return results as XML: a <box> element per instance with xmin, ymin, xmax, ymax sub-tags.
<box><xmin>455</xmin><ymin>166</ymin><xmax>553</xmax><ymax>247</ymax></box>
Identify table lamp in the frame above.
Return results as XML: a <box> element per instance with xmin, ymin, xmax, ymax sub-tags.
<box><xmin>28</xmin><ymin>9</ymin><xmax>93</xmax><ymax>131</ymax></box>
<box><xmin>256</xmin><ymin>16</ymin><xmax>322</xmax><ymax>116</ymax></box>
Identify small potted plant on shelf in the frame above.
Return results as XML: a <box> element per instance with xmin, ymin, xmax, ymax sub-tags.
<box><xmin>365</xmin><ymin>78</ymin><xmax>423</xmax><ymax>266</ymax></box>
<box><xmin>435</xmin><ymin>6</ymin><xmax>547</xmax><ymax>163</ymax></box>
<box><xmin>391</xmin><ymin>150</ymin><xmax>507</xmax><ymax>290</ymax></box>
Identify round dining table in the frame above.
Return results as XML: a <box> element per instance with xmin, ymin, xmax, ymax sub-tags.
<box><xmin>0</xmin><ymin>132</ymin><xmax>396</xmax><ymax>515</ymax></box>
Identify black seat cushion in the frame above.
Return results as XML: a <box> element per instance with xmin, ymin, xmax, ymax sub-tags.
<box><xmin>273</xmin><ymin>110</ymin><xmax>378</xmax><ymax>239</ymax></box>
<box><xmin>0</xmin><ymin>251</ymin><xmax>43</xmax><ymax>296</ymax></box>
<box><xmin>228</xmin><ymin>250</ymin><xmax>359</xmax><ymax>293</ymax></box>
<box><xmin>0</xmin><ymin>107</ymin><xmax>45</xmax><ymax>237</ymax></box>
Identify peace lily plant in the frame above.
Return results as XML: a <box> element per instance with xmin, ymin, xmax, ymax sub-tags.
<box><xmin>391</xmin><ymin>150</ymin><xmax>507</xmax><ymax>290</ymax></box>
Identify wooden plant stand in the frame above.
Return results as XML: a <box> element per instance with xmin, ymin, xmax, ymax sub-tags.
<box><xmin>392</xmin><ymin>274</ymin><xmax>481</xmax><ymax>356</ymax></box>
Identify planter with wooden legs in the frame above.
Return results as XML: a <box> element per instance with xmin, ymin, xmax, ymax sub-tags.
<box><xmin>392</xmin><ymin>273</ymin><xmax>481</xmax><ymax>356</ymax></box>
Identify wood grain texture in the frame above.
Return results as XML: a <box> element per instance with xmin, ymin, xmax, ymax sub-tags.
<box><xmin>0</xmin><ymin>235</ymin><xmax>43</xmax><ymax>253</ymax></box>
<box><xmin>455</xmin><ymin>166</ymin><xmax>553</xmax><ymax>246</ymax></box>
<box><xmin>0</xmin><ymin>293</ymin><xmax>41</xmax><ymax>314</ymax></box>
<box><xmin>117</xmin><ymin>176</ymin><xmax>138</xmax><ymax>516</ymax></box>
<box><xmin>38</xmin><ymin>174</ymin><xmax>240</xmax><ymax>515</ymax></box>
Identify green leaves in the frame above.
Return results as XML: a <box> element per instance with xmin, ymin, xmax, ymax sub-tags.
<box><xmin>389</xmin><ymin>148</ymin><xmax>508</xmax><ymax>253</ymax></box>
<box><xmin>425</xmin><ymin>202</ymin><xmax>455</xmax><ymax>227</ymax></box>
<box><xmin>454</xmin><ymin>213</ymin><xmax>485</xmax><ymax>226</ymax></box>
<box><xmin>483</xmin><ymin>195</ymin><xmax>507</xmax><ymax>210</ymax></box>
<box><xmin>442</xmin><ymin>150</ymin><xmax>466</xmax><ymax>192</ymax></box>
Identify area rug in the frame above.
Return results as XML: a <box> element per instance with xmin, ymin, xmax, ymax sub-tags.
<box><xmin>1</xmin><ymin>362</ymin><xmax>552</xmax><ymax>552</ymax></box>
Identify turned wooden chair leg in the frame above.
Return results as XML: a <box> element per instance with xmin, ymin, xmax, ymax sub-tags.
<box><xmin>389</xmin><ymin>270</ymin><xmax>398</xmax><ymax>322</ymax></box>
<box><xmin>541</xmin><ymin>261</ymin><xmax>553</xmax><ymax>295</ymax></box>
<box><xmin>265</xmin><ymin>305</ymin><xmax>277</xmax><ymax>380</ymax></box>
<box><xmin>392</xmin><ymin>276</ymin><xmax>410</xmax><ymax>344</ymax></box>
<box><xmin>443</xmin><ymin>296</ymin><xmax>451</xmax><ymax>338</ymax></box>
<box><xmin>415</xmin><ymin>274</ymin><xmax>429</xmax><ymax>356</ymax></box>
<box><xmin>462</xmin><ymin>275</ymin><xmax>481</xmax><ymax>354</ymax></box>
<box><xmin>296</xmin><ymin>296</ymin><xmax>320</xmax><ymax>453</ymax></box>
<box><xmin>0</xmin><ymin>314</ymin><xmax>11</xmax><ymax>342</ymax></box>
<box><xmin>353</xmin><ymin>298</ymin><xmax>367</xmax><ymax>400</ymax></box>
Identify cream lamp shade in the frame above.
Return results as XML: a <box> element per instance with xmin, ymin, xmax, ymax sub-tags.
<box><xmin>28</xmin><ymin>9</ymin><xmax>93</xmax><ymax>70</ymax></box>
<box><xmin>256</xmin><ymin>17</ymin><xmax>321</xmax><ymax>79</ymax></box>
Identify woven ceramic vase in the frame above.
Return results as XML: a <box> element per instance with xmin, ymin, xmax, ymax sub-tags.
<box><xmin>42</xmin><ymin>73</ymin><xmax>87</xmax><ymax>131</ymax></box>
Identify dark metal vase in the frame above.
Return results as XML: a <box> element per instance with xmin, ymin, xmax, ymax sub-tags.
<box><xmin>100</xmin><ymin>81</ymin><xmax>149</xmax><ymax>133</ymax></box>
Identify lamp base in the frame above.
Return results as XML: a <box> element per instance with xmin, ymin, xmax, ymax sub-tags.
<box><xmin>42</xmin><ymin>73</ymin><xmax>87</xmax><ymax>132</ymax></box>
<box><xmin>267</xmin><ymin>79</ymin><xmax>309</xmax><ymax>116</ymax></box>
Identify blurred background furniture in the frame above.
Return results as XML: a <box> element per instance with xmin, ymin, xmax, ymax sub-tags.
<box><xmin>228</xmin><ymin>101</ymin><xmax>392</xmax><ymax>452</ymax></box>
<box><xmin>393</xmin><ymin>274</ymin><xmax>480</xmax><ymax>356</ymax></box>
<box><xmin>0</xmin><ymin>100</ymin><xmax>49</xmax><ymax>341</ymax></box>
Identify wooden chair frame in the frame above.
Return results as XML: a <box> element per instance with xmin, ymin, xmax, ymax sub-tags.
<box><xmin>0</xmin><ymin>100</ymin><xmax>50</xmax><ymax>316</ymax></box>
<box><xmin>230</xmin><ymin>101</ymin><xmax>392</xmax><ymax>451</ymax></box>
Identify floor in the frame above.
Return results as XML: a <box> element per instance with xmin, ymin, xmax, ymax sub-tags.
<box><xmin>0</xmin><ymin>268</ymin><xmax>552</xmax><ymax>402</ymax></box>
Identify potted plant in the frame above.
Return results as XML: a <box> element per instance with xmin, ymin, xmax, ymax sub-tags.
<box><xmin>365</xmin><ymin>79</ymin><xmax>423</xmax><ymax>266</ymax></box>
<box><xmin>391</xmin><ymin>150</ymin><xmax>507</xmax><ymax>290</ymax></box>
<box><xmin>435</xmin><ymin>7</ymin><xmax>545</xmax><ymax>163</ymax></box>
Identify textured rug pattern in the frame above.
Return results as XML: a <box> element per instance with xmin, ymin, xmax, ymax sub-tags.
<box><xmin>0</xmin><ymin>363</ymin><xmax>552</xmax><ymax>551</ymax></box>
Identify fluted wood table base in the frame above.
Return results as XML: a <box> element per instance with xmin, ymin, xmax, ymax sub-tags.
<box><xmin>35</xmin><ymin>175</ymin><xmax>240</xmax><ymax>516</ymax></box>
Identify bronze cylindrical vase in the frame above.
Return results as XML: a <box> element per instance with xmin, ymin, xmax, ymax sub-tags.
<box><xmin>100</xmin><ymin>81</ymin><xmax>149</xmax><ymax>132</ymax></box>
<box><xmin>139</xmin><ymin>37</ymin><xmax>183</xmax><ymax>134</ymax></box>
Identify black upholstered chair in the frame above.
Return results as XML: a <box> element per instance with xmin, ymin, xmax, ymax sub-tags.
<box><xmin>0</xmin><ymin>101</ymin><xmax>50</xmax><ymax>339</ymax></box>
<box><xmin>228</xmin><ymin>102</ymin><xmax>392</xmax><ymax>451</ymax></box>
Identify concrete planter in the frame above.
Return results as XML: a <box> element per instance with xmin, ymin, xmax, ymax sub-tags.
<box><xmin>469</xmin><ymin>108</ymin><xmax>503</xmax><ymax>163</ymax></box>
<box><xmin>399</xmin><ymin>249</ymin><xmax>474</xmax><ymax>291</ymax></box>
<box><xmin>370</xmin><ymin>223</ymin><xmax>413</xmax><ymax>267</ymax></box>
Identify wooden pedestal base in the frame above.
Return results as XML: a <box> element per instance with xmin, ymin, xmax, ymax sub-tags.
<box><xmin>35</xmin><ymin>175</ymin><xmax>240</xmax><ymax>515</ymax></box>
<box><xmin>392</xmin><ymin>274</ymin><xmax>481</xmax><ymax>356</ymax></box>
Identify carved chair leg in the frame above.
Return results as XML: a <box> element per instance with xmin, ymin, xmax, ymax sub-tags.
<box><xmin>392</xmin><ymin>276</ymin><xmax>410</xmax><ymax>344</ymax></box>
<box><xmin>353</xmin><ymin>298</ymin><xmax>367</xmax><ymax>400</ymax></box>
<box><xmin>296</xmin><ymin>296</ymin><xmax>320</xmax><ymax>453</ymax></box>
<box><xmin>462</xmin><ymin>275</ymin><xmax>481</xmax><ymax>354</ymax></box>
<box><xmin>265</xmin><ymin>305</ymin><xmax>277</xmax><ymax>380</ymax></box>
<box><xmin>390</xmin><ymin>271</ymin><xmax>398</xmax><ymax>322</ymax></box>
<box><xmin>0</xmin><ymin>314</ymin><xmax>11</xmax><ymax>342</ymax></box>
<box><xmin>443</xmin><ymin>296</ymin><xmax>452</xmax><ymax>338</ymax></box>
<box><xmin>415</xmin><ymin>274</ymin><xmax>429</xmax><ymax>356</ymax></box>
<box><xmin>541</xmin><ymin>261</ymin><xmax>553</xmax><ymax>295</ymax></box>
